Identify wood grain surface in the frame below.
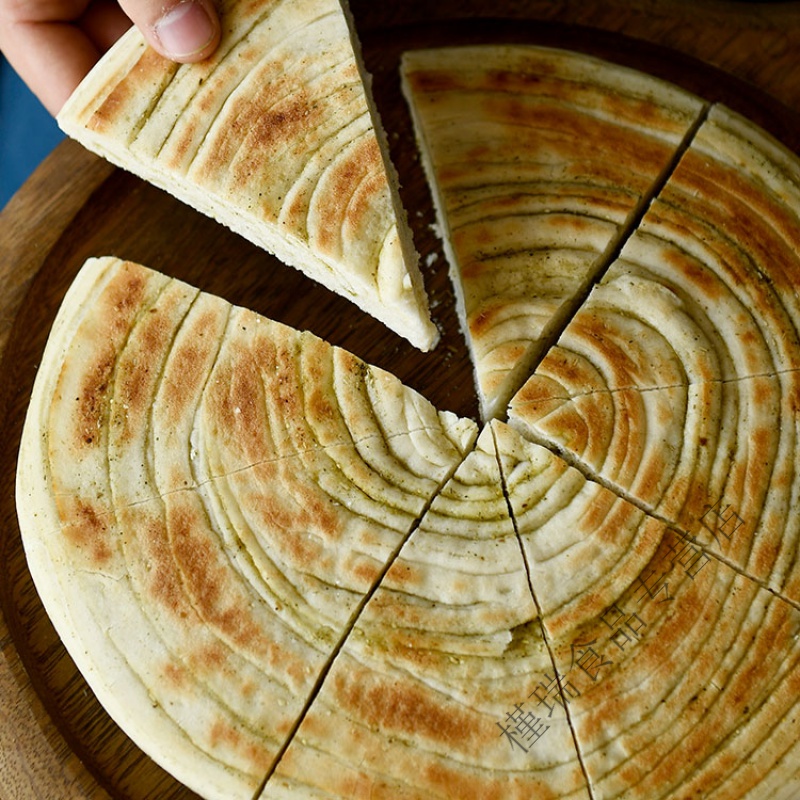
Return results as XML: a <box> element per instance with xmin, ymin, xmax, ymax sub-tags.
<box><xmin>1</xmin><ymin>1</ymin><xmax>799</xmax><ymax>797</ymax></box>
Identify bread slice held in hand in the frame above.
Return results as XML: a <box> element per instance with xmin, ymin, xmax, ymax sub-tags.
<box><xmin>56</xmin><ymin>0</ymin><xmax>438</xmax><ymax>351</ymax></box>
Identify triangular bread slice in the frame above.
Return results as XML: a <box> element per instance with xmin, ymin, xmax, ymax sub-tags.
<box><xmin>401</xmin><ymin>44</ymin><xmax>706</xmax><ymax>418</ymax></box>
<box><xmin>496</xmin><ymin>421</ymin><xmax>800</xmax><ymax>799</ymax></box>
<box><xmin>264</xmin><ymin>424</ymin><xmax>590</xmax><ymax>798</ymax></box>
<box><xmin>16</xmin><ymin>256</ymin><xmax>475</xmax><ymax>799</ymax></box>
<box><xmin>508</xmin><ymin>104</ymin><xmax>800</xmax><ymax>603</ymax></box>
<box><xmin>56</xmin><ymin>0</ymin><xmax>438</xmax><ymax>351</ymax></box>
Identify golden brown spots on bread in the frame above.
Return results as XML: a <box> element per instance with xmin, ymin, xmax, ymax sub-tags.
<box><xmin>160</xmin><ymin>306</ymin><xmax>219</xmax><ymax>428</ymax></box>
<box><xmin>666</xmin><ymin>151</ymin><xmax>800</xmax><ymax>303</ymax></box>
<box><xmin>114</xmin><ymin>360</ymin><xmax>153</xmax><ymax>440</ymax></box>
<box><xmin>485</xmin><ymin>67</ymin><xmax>548</xmax><ymax>93</ymax></box>
<box><xmin>255</xmin><ymin>481</ymin><xmax>341</xmax><ymax>565</ymax></box>
<box><xmin>186</xmin><ymin>54</ymin><xmax>312</xmax><ymax>191</ymax></box>
<box><xmin>558</xmin><ymin>214</ymin><xmax>594</xmax><ymax>234</ymax></box>
<box><xmin>600</xmin><ymin>91</ymin><xmax>666</xmax><ymax>131</ymax></box>
<box><xmin>208</xmin><ymin>718</ymin><xmax>276</xmax><ymax>772</ymax></box>
<box><xmin>468</xmin><ymin>302</ymin><xmax>523</xmax><ymax>355</ymax></box>
<box><xmin>222</xmin><ymin>83</ymin><xmax>321</xmax><ymax>204</ymax></box>
<box><xmin>637</xmin><ymin>450</ymin><xmax>670</xmax><ymax>505</ymax></box>
<box><xmin>209</xmin><ymin>718</ymin><xmax>240</xmax><ymax>751</ymax></box>
<box><xmin>210</xmin><ymin>344</ymin><xmax>270</xmax><ymax>464</ymax></box>
<box><xmin>539</xmin><ymin>347</ymin><xmax>597</xmax><ymax>394</ymax></box>
<box><xmin>308</xmin><ymin>134</ymin><xmax>384</xmax><ymax>258</ymax></box>
<box><xmin>513</xmin><ymin>373</ymin><xmax>567</xmax><ymax>411</ymax></box>
<box><xmin>255</xmin><ymin>327</ymin><xmax>305</xmax><ymax>410</ymax></box>
<box><xmin>88</xmin><ymin>50</ymin><xmax>178</xmax><ymax>135</ymax></box>
<box><xmin>405</xmin><ymin>69</ymin><xmax>461</xmax><ymax>95</ymax></box>
<box><xmin>74</xmin><ymin>265</ymin><xmax>151</xmax><ymax>449</ymax></box>
<box><xmin>305</xmin><ymin>384</ymin><xmax>338</xmax><ymax>430</ymax></box>
<box><xmin>477</xmin><ymin>96</ymin><xmax>667</xmax><ymax>192</ymax></box>
<box><xmin>61</xmin><ymin>499</ymin><xmax>114</xmax><ymax>567</ymax></box>
<box><xmin>332</xmin><ymin>346</ymin><xmax>369</xmax><ymax>387</ymax></box>
<box><xmin>88</xmin><ymin>90</ymin><xmax>126</xmax><ymax>134</ymax></box>
<box><xmin>162</xmin><ymin>660</ymin><xmax>188</xmax><ymax>689</ymax></box>
<box><xmin>145</xmin><ymin>495</ymin><xmax>315</xmax><ymax>692</ymax></box>
<box><xmin>163</xmin><ymin>495</ymin><xmax>309</xmax><ymax>682</ymax></box>
<box><xmin>335</xmin><ymin>669</ymin><xmax>480</xmax><ymax>750</ymax></box>
<box><xmin>581</xmin><ymin>487</ymin><xmax>623</xmax><ymax>542</ymax></box>
<box><xmin>423</xmin><ymin>760</ymin><xmax>538</xmax><ymax>800</ymax></box>
<box><xmin>352</xmin><ymin>557</ymin><xmax>380</xmax><ymax>587</ymax></box>
<box><xmin>455</xmin><ymin>232</ymin><xmax>493</xmax><ymax>266</ymax></box>
<box><xmin>260</xmin><ymin>494</ymin><xmax>320</xmax><ymax>559</ymax></box>
<box><xmin>143</xmin><ymin>513</ymin><xmax>187</xmax><ymax>617</ymax></box>
<box><xmin>76</xmin><ymin>353</ymin><xmax>114</xmax><ymax>448</ymax></box>
<box><xmin>167</xmin><ymin>118</ymin><xmax>198</xmax><ymax>170</ymax></box>
<box><xmin>580</xmin><ymin>389</ymin><xmax>616</xmax><ymax>443</ymax></box>
<box><xmin>190</xmin><ymin>641</ymin><xmax>228</xmax><ymax>673</ymax></box>
<box><xmin>107</xmin><ymin>264</ymin><xmax>149</xmax><ymax>331</ymax></box>
<box><xmin>303</xmin><ymin>348</ymin><xmax>339</xmax><ymax>428</ymax></box>
<box><xmin>170</xmin><ymin>503</ymin><xmax>263</xmax><ymax>651</ymax></box>
<box><xmin>576</xmin><ymin>312</ymin><xmax>642</xmax><ymax>386</ymax></box>
<box><xmin>113</xmin><ymin>302</ymin><xmax>178</xmax><ymax>443</ymax></box>
<box><xmin>336</xmin><ymin>146</ymin><xmax>385</xmax><ymax>242</ymax></box>
<box><xmin>258</xmin><ymin>493</ymin><xmax>304</xmax><ymax>536</ymax></box>
<box><xmin>384</xmin><ymin>560</ymin><xmax>423</xmax><ymax>591</ymax></box>
<box><xmin>248</xmin><ymin>89</ymin><xmax>313</xmax><ymax>153</ymax></box>
<box><xmin>661</xmin><ymin>244</ymin><xmax>724</xmax><ymax>303</ymax></box>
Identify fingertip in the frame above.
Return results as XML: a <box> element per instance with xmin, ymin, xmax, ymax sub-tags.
<box><xmin>152</xmin><ymin>1</ymin><xmax>220</xmax><ymax>62</ymax></box>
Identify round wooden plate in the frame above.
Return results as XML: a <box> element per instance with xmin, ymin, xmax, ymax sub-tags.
<box><xmin>2</xmin><ymin>12</ymin><xmax>799</xmax><ymax>799</ymax></box>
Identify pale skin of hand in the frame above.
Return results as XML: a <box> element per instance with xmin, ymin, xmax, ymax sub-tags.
<box><xmin>0</xmin><ymin>0</ymin><xmax>221</xmax><ymax>115</ymax></box>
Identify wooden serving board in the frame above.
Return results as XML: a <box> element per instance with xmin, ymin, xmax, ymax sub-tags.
<box><xmin>1</xmin><ymin>3</ymin><xmax>799</xmax><ymax>798</ymax></box>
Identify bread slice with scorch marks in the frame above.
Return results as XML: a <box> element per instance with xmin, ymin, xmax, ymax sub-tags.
<box><xmin>57</xmin><ymin>0</ymin><xmax>438</xmax><ymax>350</ymax></box>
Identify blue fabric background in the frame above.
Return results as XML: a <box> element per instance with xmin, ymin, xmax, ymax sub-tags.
<box><xmin>0</xmin><ymin>54</ymin><xmax>65</xmax><ymax>210</ymax></box>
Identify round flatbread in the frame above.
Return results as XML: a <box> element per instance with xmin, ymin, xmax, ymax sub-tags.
<box><xmin>18</xmin><ymin>35</ymin><xmax>800</xmax><ymax>800</ymax></box>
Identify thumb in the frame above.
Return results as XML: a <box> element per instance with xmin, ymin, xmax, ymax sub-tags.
<box><xmin>118</xmin><ymin>0</ymin><xmax>221</xmax><ymax>62</ymax></box>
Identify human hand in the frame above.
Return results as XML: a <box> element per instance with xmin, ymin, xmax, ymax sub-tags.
<box><xmin>0</xmin><ymin>1</ymin><xmax>221</xmax><ymax>115</ymax></box>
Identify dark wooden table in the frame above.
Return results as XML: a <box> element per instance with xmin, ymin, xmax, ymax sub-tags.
<box><xmin>1</xmin><ymin>1</ymin><xmax>798</xmax><ymax>797</ymax></box>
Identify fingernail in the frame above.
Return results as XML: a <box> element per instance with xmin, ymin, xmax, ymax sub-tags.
<box><xmin>154</xmin><ymin>2</ymin><xmax>216</xmax><ymax>59</ymax></box>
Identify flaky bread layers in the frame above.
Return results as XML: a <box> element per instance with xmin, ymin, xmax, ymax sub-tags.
<box><xmin>16</xmin><ymin>257</ymin><xmax>475</xmax><ymax>799</ymax></box>
<box><xmin>499</xmin><ymin>423</ymin><xmax>800</xmax><ymax>800</ymax></box>
<box><xmin>57</xmin><ymin>0</ymin><xmax>438</xmax><ymax>351</ymax></box>
<box><xmin>509</xmin><ymin>105</ymin><xmax>800</xmax><ymax>602</ymax></box>
<box><xmin>511</xmin><ymin>110</ymin><xmax>800</xmax><ymax>397</ymax></box>
<box><xmin>264</xmin><ymin>425</ymin><xmax>589</xmax><ymax>799</ymax></box>
<box><xmin>511</xmin><ymin>370</ymin><xmax>800</xmax><ymax>602</ymax></box>
<box><xmin>401</xmin><ymin>44</ymin><xmax>705</xmax><ymax>419</ymax></box>
<box><xmin>492</xmin><ymin>422</ymin><xmax>666</xmax><ymax>641</ymax></box>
